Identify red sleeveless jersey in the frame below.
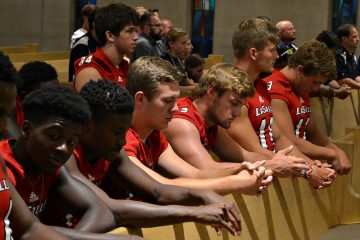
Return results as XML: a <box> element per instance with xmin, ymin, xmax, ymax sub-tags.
<box><xmin>263</xmin><ymin>71</ymin><xmax>311</xmax><ymax>139</ymax></box>
<box><xmin>173</xmin><ymin>97</ymin><xmax>218</xmax><ymax>151</ymax></box>
<box><xmin>246</xmin><ymin>79</ymin><xmax>275</xmax><ymax>151</ymax></box>
<box><xmin>0</xmin><ymin>140</ymin><xmax>60</xmax><ymax>218</ymax></box>
<box><xmin>0</xmin><ymin>158</ymin><xmax>12</xmax><ymax>240</ymax></box>
<box><xmin>73</xmin><ymin>48</ymin><xmax>129</xmax><ymax>91</ymax></box>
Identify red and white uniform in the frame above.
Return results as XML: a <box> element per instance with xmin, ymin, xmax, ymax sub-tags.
<box><xmin>246</xmin><ymin>79</ymin><xmax>275</xmax><ymax>151</ymax></box>
<box><xmin>263</xmin><ymin>70</ymin><xmax>311</xmax><ymax>139</ymax></box>
<box><xmin>73</xmin><ymin>48</ymin><xmax>129</xmax><ymax>90</ymax></box>
<box><xmin>42</xmin><ymin>144</ymin><xmax>123</xmax><ymax>228</ymax></box>
<box><xmin>173</xmin><ymin>97</ymin><xmax>218</xmax><ymax>151</ymax></box>
<box><xmin>0</xmin><ymin>158</ymin><xmax>12</xmax><ymax>240</ymax></box>
<box><xmin>124</xmin><ymin>128</ymin><xmax>168</xmax><ymax>170</ymax></box>
<box><xmin>0</xmin><ymin>140</ymin><xmax>60</xmax><ymax>218</ymax></box>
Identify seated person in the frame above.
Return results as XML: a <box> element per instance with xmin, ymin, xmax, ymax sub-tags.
<box><xmin>185</xmin><ymin>54</ymin><xmax>205</xmax><ymax>83</ymax></box>
<box><xmin>264</xmin><ymin>40</ymin><xmax>351</xmax><ymax>175</ymax></box>
<box><xmin>69</xmin><ymin>6</ymin><xmax>99</xmax><ymax>82</ymax></box>
<box><xmin>227</xmin><ymin>18</ymin><xmax>336</xmax><ymax>188</ymax></box>
<box><xmin>0</xmin><ymin>52</ymin><xmax>68</xmax><ymax>240</ymax></box>
<box><xmin>125</xmin><ymin>57</ymin><xmax>273</xmax><ymax>198</ymax></box>
<box><xmin>316</xmin><ymin>30</ymin><xmax>351</xmax><ymax>99</ymax></box>
<box><xmin>6</xmin><ymin>61</ymin><xmax>60</xmax><ymax>139</ymax></box>
<box><xmin>335</xmin><ymin>24</ymin><xmax>360</xmax><ymax>89</ymax></box>
<box><xmin>161</xmin><ymin>28</ymin><xmax>194</xmax><ymax>87</ymax></box>
<box><xmin>0</xmin><ymin>85</ymin><xmax>124</xmax><ymax>236</ymax></box>
<box><xmin>45</xmin><ymin>79</ymin><xmax>245</xmax><ymax>235</ymax></box>
<box><xmin>0</xmin><ymin>57</ymin><xmax>143</xmax><ymax>239</ymax></box>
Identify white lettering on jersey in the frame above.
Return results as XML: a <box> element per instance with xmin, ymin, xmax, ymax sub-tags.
<box><xmin>180</xmin><ymin>107</ymin><xmax>188</xmax><ymax>113</ymax></box>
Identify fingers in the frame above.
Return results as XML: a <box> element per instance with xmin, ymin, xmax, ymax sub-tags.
<box><xmin>255</xmin><ymin>166</ymin><xmax>266</xmax><ymax>178</ymax></box>
<box><xmin>246</xmin><ymin>160</ymin><xmax>266</xmax><ymax>171</ymax></box>
<box><xmin>277</xmin><ymin>145</ymin><xmax>294</xmax><ymax>155</ymax></box>
<box><xmin>222</xmin><ymin>202</ymin><xmax>241</xmax><ymax>235</ymax></box>
<box><xmin>313</xmin><ymin>160</ymin><xmax>322</xmax><ymax>167</ymax></box>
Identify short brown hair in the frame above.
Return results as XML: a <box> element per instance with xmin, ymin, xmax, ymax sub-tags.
<box><xmin>126</xmin><ymin>57</ymin><xmax>180</xmax><ymax>100</ymax></box>
<box><xmin>193</xmin><ymin>63</ymin><xmax>254</xmax><ymax>99</ymax></box>
<box><xmin>288</xmin><ymin>40</ymin><xmax>336</xmax><ymax>80</ymax></box>
<box><xmin>232</xmin><ymin>18</ymin><xmax>278</xmax><ymax>58</ymax></box>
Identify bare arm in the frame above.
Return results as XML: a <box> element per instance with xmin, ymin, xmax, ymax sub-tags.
<box><xmin>64</xmin><ymin>155</ymin><xmax>239</xmax><ymax>230</ymax></box>
<box><xmin>338</xmin><ymin>78</ymin><xmax>360</xmax><ymax>89</ymax></box>
<box><xmin>74</xmin><ymin>68</ymin><xmax>102</xmax><ymax>92</ymax></box>
<box><xmin>271</xmin><ymin>98</ymin><xmax>337</xmax><ymax>161</ymax></box>
<box><xmin>54</xmin><ymin>167</ymin><xmax>116</xmax><ymax>233</ymax></box>
<box><xmin>305</xmin><ymin>114</ymin><xmax>351</xmax><ymax>175</ymax></box>
<box><xmin>212</xmin><ymin>127</ymin><xmax>267</xmax><ymax>163</ymax></box>
<box><xmin>127</xmin><ymin>145</ymin><xmax>272</xmax><ymax>196</ymax></box>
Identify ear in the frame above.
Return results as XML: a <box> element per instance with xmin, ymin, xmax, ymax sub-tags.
<box><xmin>134</xmin><ymin>91</ymin><xmax>146</xmax><ymax>108</ymax></box>
<box><xmin>295</xmin><ymin>65</ymin><xmax>303</xmax><ymax>75</ymax></box>
<box><xmin>21</xmin><ymin>120</ymin><xmax>32</xmax><ymax>139</ymax></box>
<box><xmin>249</xmin><ymin>48</ymin><xmax>257</xmax><ymax>61</ymax></box>
<box><xmin>105</xmin><ymin>30</ymin><xmax>115</xmax><ymax>43</ymax></box>
<box><xmin>207</xmin><ymin>86</ymin><xmax>217</xmax><ymax>100</ymax></box>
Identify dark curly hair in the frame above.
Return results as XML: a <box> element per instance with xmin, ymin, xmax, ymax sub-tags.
<box><xmin>95</xmin><ymin>3</ymin><xmax>139</xmax><ymax>46</ymax></box>
<box><xmin>23</xmin><ymin>84</ymin><xmax>91</xmax><ymax>125</ymax></box>
<box><xmin>79</xmin><ymin>79</ymin><xmax>134</xmax><ymax>120</ymax></box>
<box><xmin>0</xmin><ymin>52</ymin><xmax>17</xmax><ymax>84</ymax></box>
<box><xmin>17</xmin><ymin>61</ymin><xmax>59</xmax><ymax>97</ymax></box>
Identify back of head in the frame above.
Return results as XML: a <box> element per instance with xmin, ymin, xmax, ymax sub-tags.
<box><xmin>79</xmin><ymin>79</ymin><xmax>134</xmax><ymax>120</ymax></box>
<box><xmin>82</xmin><ymin>4</ymin><xmax>96</xmax><ymax>17</ymax></box>
<box><xmin>288</xmin><ymin>40</ymin><xmax>336</xmax><ymax>80</ymax></box>
<box><xmin>87</xmin><ymin>6</ymin><xmax>98</xmax><ymax>32</ymax></box>
<box><xmin>95</xmin><ymin>3</ymin><xmax>139</xmax><ymax>46</ymax></box>
<box><xmin>23</xmin><ymin>84</ymin><xmax>91</xmax><ymax>126</ymax></box>
<box><xmin>0</xmin><ymin>52</ymin><xmax>17</xmax><ymax>85</ymax></box>
<box><xmin>193</xmin><ymin>63</ymin><xmax>254</xmax><ymax>98</ymax></box>
<box><xmin>126</xmin><ymin>56</ymin><xmax>180</xmax><ymax>100</ymax></box>
<box><xmin>185</xmin><ymin>54</ymin><xmax>205</xmax><ymax>69</ymax></box>
<box><xmin>232</xmin><ymin>18</ymin><xmax>278</xmax><ymax>58</ymax></box>
<box><xmin>316</xmin><ymin>30</ymin><xmax>341</xmax><ymax>50</ymax></box>
<box><xmin>18</xmin><ymin>61</ymin><xmax>58</xmax><ymax>97</ymax></box>
<box><xmin>337</xmin><ymin>24</ymin><xmax>356</xmax><ymax>40</ymax></box>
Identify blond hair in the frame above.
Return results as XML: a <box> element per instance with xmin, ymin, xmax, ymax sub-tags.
<box><xmin>193</xmin><ymin>63</ymin><xmax>254</xmax><ymax>98</ymax></box>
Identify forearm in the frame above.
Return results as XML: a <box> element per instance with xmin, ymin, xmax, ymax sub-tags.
<box><xmin>290</xmin><ymin>137</ymin><xmax>336</xmax><ymax>162</ymax></box>
<box><xmin>339</xmin><ymin>78</ymin><xmax>360</xmax><ymax>88</ymax></box>
<box><xmin>108</xmin><ymin>199</ymin><xmax>202</xmax><ymax>227</ymax></box>
<box><xmin>165</xmin><ymin>175</ymin><xmax>238</xmax><ymax>195</ymax></box>
<box><xmin>52</xmin><ymin>226</ymin><xmax>142</xmax><ymax>240</ymax></box>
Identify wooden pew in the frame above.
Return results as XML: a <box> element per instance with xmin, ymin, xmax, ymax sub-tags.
<box><xmin>0</xmin><ymin>43</ymin><xmax>38</xmax><ymax>54</ymax></box>
<box><xmin>311</xmin><ymin>90</ymin><xmax>360</xmax><ymax>139</ymax></box>
<box><xmin>8</xmin><ymin>51</ymin><xmax>69</xmax><ymax>63</ymax></box>
<box><xmin>204</xmin><ymin>54</ymin><xmax>225</xmax><ymax>70</ymax></box>
<box><xmin>108</xmin><ymin>130</ymin><xmax>359</xmax><ymax>239</ymax></box>
<box><xmin>105</xmin><ymin>94</ymin><xmax>360</xmax><ymax>239</ymax></box>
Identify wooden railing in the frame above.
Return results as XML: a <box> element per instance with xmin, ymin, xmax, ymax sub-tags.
<box><xmin>106</xmin><ymin>95</ymin><xmax>360</xmax><ymax>239</ymax></box>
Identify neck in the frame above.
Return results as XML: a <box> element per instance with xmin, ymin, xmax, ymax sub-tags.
<box><xmin>280</xmin><ymin>66</ymin><xmax>299</xmax><ymax>94</ymax></box>
<box><xmin>12</xmin><ymin>139</ymin><xmax>40</xmax><ymax>178</ymax></box>
<box><xmin>234</xmin><ymin>58</ymin><xmax>260</xmax><ymax>82</ymax></box>
<box><xmin>102</xmin><ymin>44</ymin><xmax>124</xmax><ymax>66</ymax></box>
<box><xmin>132</xmin><ymin>110</ymin><xmax>154</xmax><ymax>139</ymax></box>
<box><xmin>192</xmin><ymin>97</ymin><xmax>216</xmax><ymax>128</ymax></box>
<box><xmin>344</xmin><ymin>45</ymin><xmax>355</xmax><ymax>54</ymax></box>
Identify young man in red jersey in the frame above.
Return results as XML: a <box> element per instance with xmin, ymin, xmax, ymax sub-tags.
<box><xmin>74</xmin><ymin>3</ymin><xmax>138</xmax><ymax>92</ymax></box>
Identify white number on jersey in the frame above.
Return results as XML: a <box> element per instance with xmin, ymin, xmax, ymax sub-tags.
<box><xmin>259</xmin><ymin>116</ymin><xmax>274</xmax><ymax>149</ymax></box>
